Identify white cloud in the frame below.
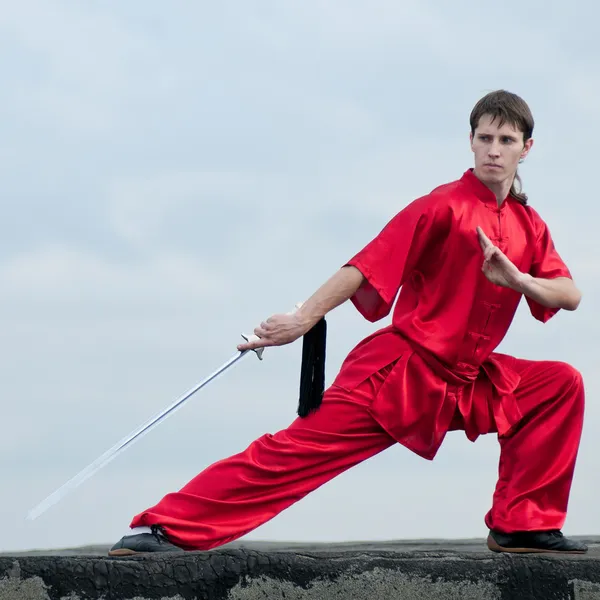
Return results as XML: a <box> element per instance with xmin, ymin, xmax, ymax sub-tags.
<box><xmin>562</xmin><ymin>70</ymin><xmax>600</xmax><ymax>122</ymax></box>
<box><xmin>0</xmin><ymin>245</ymin><xmax>228</xmax><ymax>312</ymax></box>
<box><xmin>0</xmin><ymin>0</ymin><xmax>158</xmax><ymax>135</ymax></box>
<box><xmin>106</xmin><ymin>171</ymin><xmax>288</xmax><ymax>248</ymax></box>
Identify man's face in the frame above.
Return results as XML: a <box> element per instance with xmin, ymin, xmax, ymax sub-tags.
<box><xmin>470</xmin><ymin>114</ymin><xmax>533</xmax><ymax>185</ymax></box>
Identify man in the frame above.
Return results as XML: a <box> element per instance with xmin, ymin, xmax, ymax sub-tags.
<box><xmin>109</xmin><ymin>90</ymin><xmax>586</xmax><ymax>556</ymax></box>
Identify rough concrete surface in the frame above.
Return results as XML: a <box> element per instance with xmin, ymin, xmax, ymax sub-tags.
<box><xmin>2</xmin><ymin>538</ymin><xmax>600</xmax><ymax>600</ymax></box>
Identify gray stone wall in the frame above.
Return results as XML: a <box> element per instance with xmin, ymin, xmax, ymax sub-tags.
<box><xmin>2</xmin><ymin>546</ymin><xmax>600</xmax><ymax>600</ymax></box>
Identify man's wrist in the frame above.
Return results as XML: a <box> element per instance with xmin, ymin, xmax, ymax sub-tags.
<box><xmin>513</xmin><ymin>272</ymin><xmax>534</xmax><ymax>294</ymax></box>
<box><xmin>295</xmin><ymin>307</ymin><xmax>323</xmax><ymax>331</ymax></box>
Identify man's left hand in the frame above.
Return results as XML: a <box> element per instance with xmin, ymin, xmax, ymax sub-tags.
<box><xmin>476</xmin><ymin>226</ymin><xmax>525</xmax><ymax>291</ymax></box>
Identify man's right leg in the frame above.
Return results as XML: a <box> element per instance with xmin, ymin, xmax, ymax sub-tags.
<box><xmin>109</xmin><ymin>375</ymin><xmax>396</xmax><ymax>555</ymax></box>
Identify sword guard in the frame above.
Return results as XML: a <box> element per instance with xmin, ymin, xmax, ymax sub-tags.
<box><xmin>240</xmin><ymin>334</ymin><xmax>265</xmax><ymax>360</ymax></box>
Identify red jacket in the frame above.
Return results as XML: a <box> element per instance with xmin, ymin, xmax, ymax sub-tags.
<box><xmin>332</xmin><ymin>169</ymin><xmax>572</xmax><ymax>459</ymax></box>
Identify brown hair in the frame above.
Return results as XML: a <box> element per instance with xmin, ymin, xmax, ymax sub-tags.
<box><xmin>470</xmin><ymin>90</ymin><xmax>534</xmax><ymax>205</ymax></box>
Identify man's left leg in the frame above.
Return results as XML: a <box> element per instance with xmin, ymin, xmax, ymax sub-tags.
<box><xmin>484</xmin><ymin>356</ymin><xmax>586</xmax><ymax>553</ymax></box>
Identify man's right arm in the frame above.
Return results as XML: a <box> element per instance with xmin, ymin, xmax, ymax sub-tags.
<box><xmin>296</xmin><ymin>265</ymin><xmax>365</xmax><ymax>328</ymax></box>
<box><xmin>237</xmin><ymin>265</ymin><xmax>364</xmax><ymax>351</ymax></box>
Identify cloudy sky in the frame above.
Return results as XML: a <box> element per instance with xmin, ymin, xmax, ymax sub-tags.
<box><xmin>2</xmin><ymin>0</ymin><xmax>599</xmax><ymax>553</ymax></box>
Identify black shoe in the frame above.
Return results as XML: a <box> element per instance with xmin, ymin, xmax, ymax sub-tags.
<box><xmin>108</xmin><ymin>525</ymin><xmax>185</xmax><ymax>556</ymax></box>
<box><xmin>487</xmin><ymin>529</ymin><xmax>588</xmax><ymax>554</ymax></box>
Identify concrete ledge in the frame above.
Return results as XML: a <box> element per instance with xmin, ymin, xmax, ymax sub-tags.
<box><xmin>3</xmin><ymin>543</ymin><xmax>600</xmax><ymax>600</ymax></box>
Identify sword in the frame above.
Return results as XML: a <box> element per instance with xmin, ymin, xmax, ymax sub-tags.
<box><xmin>26</xmin><ymin>333</ymin><xmax>266</xmax><ymax>521</ymax></box>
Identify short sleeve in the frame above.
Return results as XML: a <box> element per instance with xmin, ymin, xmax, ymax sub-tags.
<box><xmin>526</xmin><ymin>215</ymin><xmax>572</xmax><ymax>323</ymax></box>
<box><xmin>344</xmin><ymin>194</ymin><xmax>443</xmax><ymax>322</ymax></box>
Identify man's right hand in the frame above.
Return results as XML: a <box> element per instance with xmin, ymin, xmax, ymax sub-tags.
<box><xmin>237</xmin><ymin>312</ymin><xmax>313</xmax><ymax>351</ymax></box>
<box><xmin>236</xmin><ymin>265</ymin><xmax>364</xmax><ymax>353</ymax></box>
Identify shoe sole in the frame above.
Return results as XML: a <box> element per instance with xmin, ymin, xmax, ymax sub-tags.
<box><xmin>487</xmin><ymin>534</ymin><xmax>587</xmax><ymax>554</ymax></box>
<box><xmin>108</xmin><ymin>548</ymin><xmax>145</xmax><ymax>557</ymax></box>
<box><xmin>108</xmin><ymin>548</ymin><xmax>186</xmax><ymax>557</ymax></box>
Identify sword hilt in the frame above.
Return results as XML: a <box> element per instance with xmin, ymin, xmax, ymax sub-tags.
<box><xmin>239</xmin><ymin>334</ymin><xmax>265</xmax><ymax>360</ymax></box>
<box><xmin>241</xmin><ymin>302</ymin><xmax>304</xmax><ymax>361</ymax></box>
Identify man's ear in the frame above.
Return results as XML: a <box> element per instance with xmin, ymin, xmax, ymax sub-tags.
<box><xmin>521</xmin><ymin>137</ymin><xmax>534</xmax><ymax>161</ymax></box>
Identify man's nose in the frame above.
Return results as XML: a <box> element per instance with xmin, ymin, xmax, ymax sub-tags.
<box><xmin>488</xmin><ymin>140</ymin><xmax>501</xmax><ymax>157</ymax></box>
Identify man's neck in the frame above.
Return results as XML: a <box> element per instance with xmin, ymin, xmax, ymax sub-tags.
<box><xmin>472</xmin><ymin>168</ymin><xmax>513</xmax><ymax>206</ymax></box>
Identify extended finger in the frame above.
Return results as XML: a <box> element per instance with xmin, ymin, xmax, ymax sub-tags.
<box><xmin>476</xmin><ymin>226</ymin><xmax>492</xmax><ymax>249</ymax></box>
<box><xmin>477</xmin><ymin>226</ymin><xmax>491</xmax><ymax>241</ymax></box>
<box><xmin>484</xmin><ymin>246</ymin><xmax>497</xmax><ymax>261</ymax></box>
<box><xmin>237</xmin><ymin>338</ymin><xmax>273</xmax><ymax>351</ymax></box>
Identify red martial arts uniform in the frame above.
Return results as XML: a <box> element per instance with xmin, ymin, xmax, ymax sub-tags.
<box><xmin>130</xmin><ymin>169</ymin><xmax>584</xmax><ymax>550</ymax></box>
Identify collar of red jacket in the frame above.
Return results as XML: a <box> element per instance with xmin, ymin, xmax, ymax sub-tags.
<box><xmin>461</xmin><ymin>168</ymin><xmax>511</xmax><ymax>207</ymax></box>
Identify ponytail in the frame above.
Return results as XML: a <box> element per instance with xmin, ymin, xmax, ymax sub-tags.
<box><xmin>510</xmin><ymin>170</ymin><xmax>528</xmax><ymax>206</ymax></box>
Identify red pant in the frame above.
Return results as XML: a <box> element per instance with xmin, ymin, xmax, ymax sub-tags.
<box><xmin>130</xmin><ymin>356</ymin><xmax>584</xmax><ymax>550</ymax></box>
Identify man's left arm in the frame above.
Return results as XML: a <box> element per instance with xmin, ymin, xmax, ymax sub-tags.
<box><xmin>515</xmin><ymin>274</ymin><xmax>582</xmax><ymax>311</ymax></box>
<box><xmin>476</xmin><ymin>225</ymin><xmax>582</xmax><ymax>320</ymax></box>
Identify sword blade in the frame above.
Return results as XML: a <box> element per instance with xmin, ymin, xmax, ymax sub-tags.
<box><xmin>27</xmin><ymin>348</ymin><xmax>253</xmax><ymax>521</ymax></box>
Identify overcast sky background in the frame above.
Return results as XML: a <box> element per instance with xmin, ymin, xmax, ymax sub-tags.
<box><xmin>1</xmin><ymin>1</ymin><xmax>599</xmax><ymax>552</ymax></box>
